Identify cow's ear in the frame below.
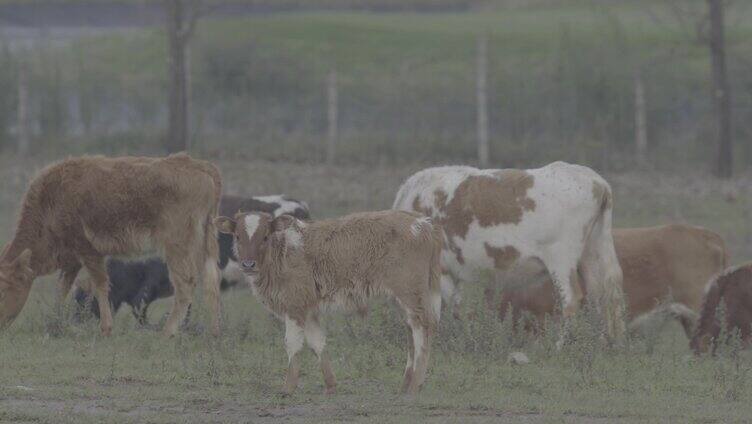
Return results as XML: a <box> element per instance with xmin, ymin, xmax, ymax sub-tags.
<box><xmin>272</xmin><ymin>214</ymin><xmax>296</xmax><ymax>232</ymax></box>
<box><xmin>10</xmin><ymin>249</ymin><xmax>33</xmax><ymax>277</ymax></box>
<box><xmin>214</xmin><ymin>217</ymin><xmax>236</xmax><ymax>234</ymax></box>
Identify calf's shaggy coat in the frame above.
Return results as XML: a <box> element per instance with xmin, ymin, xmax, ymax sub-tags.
<box><xmin>0</xmin><ymin>154</ymin><xmax>222</xmax><ymax>337</ymax></box>
<box><xmin>215</xmin><ymin>210</ymin><xmax>443</xmax><ymax>395</ymax></box>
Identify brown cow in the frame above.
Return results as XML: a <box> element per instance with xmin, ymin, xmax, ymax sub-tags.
<box><xmin>0</xmin><ymin>153</ymin><xmax>222</xmax><ymax>337</ymax></box>
<box><xmin>691</xmin><ymin>263</ymin><xmax>752</xmax><ymax>354</ymax></box>
<box><xmin>498</xmin><ymin>224</ymin><xmax>727</xmax><ymax>337</ymax></box>
<box><xmin>215</xmin><ymin>210</ymin><xmax>443</xmax><ymax>395</ymax></box>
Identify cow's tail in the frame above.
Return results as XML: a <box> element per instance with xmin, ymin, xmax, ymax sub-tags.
<box><xmin>392</xmin><ymin>179</ymin><xmax>411</xmax><ymax>211</ymax></box>
<box><xmin>200</xmin><ymin>160</ymin><xmax>222</xmax><ymax>337</ymax></box>
<box><xmin>427</xmin><ymin>222</ymin><xmax>444</xmax><ymax>327</ymax></box>
<box><xmin>579</xmin><ymin>180</ymin><xmax>626</xmax><ymax>342</ymax></box>
<box><xmin>704</xmin><ymin>228</ymin><xmax>730</xmax><ymax>271</ymax></box>
<box><xmin>412</xmin><ymin>217</ymin><xmax>443</xmax><ymax>329</ymax></box>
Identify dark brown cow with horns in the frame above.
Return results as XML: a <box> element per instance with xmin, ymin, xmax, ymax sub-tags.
<box><xmin>691</xmin><ymin>263</ymin><xmax>752</xmax><ymax>354</ymax></box>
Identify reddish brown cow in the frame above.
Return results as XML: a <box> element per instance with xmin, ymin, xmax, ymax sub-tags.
<box><xmin>498</xmin><ymin>225</ymin><xmax>727</xmax><ymax>337</ymax></box>
<box><xmin>0</xmin><ymin>153</ymin><xmax>222</xmax><ymax>337</ymax></box>
<box><xmin>691</xmin><ymin>263</ymin><xmax>752</xmax><ymax>354</ymax></box>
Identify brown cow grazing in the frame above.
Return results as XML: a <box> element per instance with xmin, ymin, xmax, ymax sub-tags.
<box><xmin>691</xmin><ymin>263</ymin><xmax>752</xmax><ymax>355</ymax></box>
<box><xmin>498</xmin><ymin>224</ymin><xmax>727</xmax><ymax>337</ymax></box>
<box><xmin>215</xmin><ymin>210</ymin><xmax>442</xmax><ymax>395</ymax></box>
<box><xmin>0</xmin><ymin>153</ymin><xmax>222</xmax><ymax>337</ymax></box>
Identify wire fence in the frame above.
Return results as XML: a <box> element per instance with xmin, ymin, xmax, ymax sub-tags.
<box><xmin>0</xmin><ymin>12</ymin><xmax>750</xmax><ymax>173</ymax></box>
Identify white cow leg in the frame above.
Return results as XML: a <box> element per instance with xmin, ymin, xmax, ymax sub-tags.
<box><xmin>406</xmin><ymin>320</ymin><xmax>432</xmax><ymax>395</ymax></box>
<box><xmin>283</xmin><ymin>316</ymin><xmax>305</xmax><ymax>394</ymax></box>
<box><xmin>401</xmin><ymin>323</ymin><xmax>415</xmax><ymax>394</ymax></box>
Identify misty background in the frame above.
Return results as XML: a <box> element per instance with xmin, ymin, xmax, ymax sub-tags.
<box><xmin>0</xmin><ymin>0</ymin><xmax>750</xmax><ymax>259</ymax></box>
<box><xmin>0</xmin><ymin>0</ymin><xmax>749</xmax><ymax>171</ymax></box>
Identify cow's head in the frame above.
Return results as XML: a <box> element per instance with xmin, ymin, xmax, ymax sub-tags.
<box><xmin>215</xmin><ymin>212</ymin><xmax>299</xmax><ymax>275</ymax></box>
<box><xmin>0</xmin><ymin>249</ymin><xmax>34</xmax><ymax>328</ymax></box>
<box><xmin>690</xmin><ymin>332</ymin><xmax>713</xmax><ymax>355</ymax></box>
<box><xmin>690</xmin><ymin>318</ymin><xmax>721</xmax><ymax>355</ymax></box>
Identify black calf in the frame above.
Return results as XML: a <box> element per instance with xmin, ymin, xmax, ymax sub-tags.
<box><xmin>74</xmin><ymin>258</ymin><xmax>172</xmax><ymax>325</ymax></box>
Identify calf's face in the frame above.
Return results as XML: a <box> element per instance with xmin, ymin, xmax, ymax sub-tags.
<box><xmin>0</xmin><ymin>249</ymin><xmax>34</xmax><ymax>328</ymax></box>
<box><xmin>215</xmin><ymin>212</ymin><xmax>297</xmax><ymax>275</ymax></box>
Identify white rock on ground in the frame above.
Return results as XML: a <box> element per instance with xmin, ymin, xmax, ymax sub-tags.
<box><xmin>508</xmin><ymin>351</ymin><xmax>530</xmax><ymax>365</ymax></box>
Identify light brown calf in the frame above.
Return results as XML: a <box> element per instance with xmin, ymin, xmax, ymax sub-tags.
<box><xmin>497</xmin><ymin>224</ymin><xmax>727</xmax><ymax>337</ymax></box>
<box><xmin>0</xmin><ymin>153</ymin><xmax>222</xmax><ymax>337</ymax></box>
<box><xmin>216</xmin><ymin>210</ymin><xmax>442</xmax><ymax>395</ymax></box>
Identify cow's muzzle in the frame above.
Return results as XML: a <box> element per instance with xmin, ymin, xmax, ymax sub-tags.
<box><xmin>241</xmin><ymin>260</ymin><xmax>257</xmax><ymax>273</ymax></box>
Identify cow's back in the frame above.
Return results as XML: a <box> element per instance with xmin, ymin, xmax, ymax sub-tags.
<box><xmin>303</xmin><ymin>210</ymin><xmax>437</xmax><ymax>284</ymax></box>
<box><xmin>393</xmin><ymin>163</ymin><xmax>607</xmax><ymax>279</ymax></box>
<box><xmin>28</xmin><ymin>154</ymin><xmax>218</xmax><ymax>254</ymax></box>
<box><xmin>220</xmin><ymin>194</ymin><xmax>310</xmax><ymax>220</ymax></box>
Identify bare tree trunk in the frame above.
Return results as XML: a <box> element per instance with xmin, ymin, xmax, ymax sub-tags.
<box><xmin>166</xmin><ymin>0</ymin><xmax>187</xmax><ymax>153</ymax></box>
<box><xmin>326</xmin><ymin>69</ymin><xmax>338</xmax><ymax>166</ymax></box>
<box><xmin>634</xmin><ymin>70</ymin><xmax>647</xmax><ymax>163</ymax></box>
<box><xmin>708</xmin><ymin>0</ymin><xmax>732</xmax><ymax>178</ymax></box>
<box><xmin>17</xmin><ymin>55</ymin><xmax>30</xmax><ymax>157</ymax></box>
<box><xmin>476</xmin><ymin>34</ymin><xmax>489</xmax><ymax>168</ymax></box>
<box><xmin>165</xmin><ymin>0</ymin><xmax>202</xmax><ymax>154</ymax></box>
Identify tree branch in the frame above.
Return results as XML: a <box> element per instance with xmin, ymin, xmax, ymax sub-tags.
<box><xmin>177</xmin><ymin>0</ymin><xmax>223</xmax><ymax>43</ymax></box>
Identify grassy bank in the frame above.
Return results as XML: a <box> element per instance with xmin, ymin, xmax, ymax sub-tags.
<box><xmin>1</xmin><ymin>271</ymin><xmax>751</xmax><ymax>423</ymax></box>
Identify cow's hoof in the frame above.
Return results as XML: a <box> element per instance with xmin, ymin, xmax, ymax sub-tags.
<box><xmin>279</xmin><ymin>390</ymin><xmax>294</xmax><ymax>398</ymax></box>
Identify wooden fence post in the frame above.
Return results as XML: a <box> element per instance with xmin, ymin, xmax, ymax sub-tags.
<box><xmin>17</xmin><ymin>54</ymin><xmax>30</xmax><ymax>157</ymax></box>
<box><xmin>476</xmin><ymin>34</ymin><xmax>489</xmax><ymax>168</ymax></box>
<box><xmin>326</xmin><ymin>69</ymin><xmax>338</xmax><ymax>166</ymax></box>
<box><xmin>634</xmin><ymin>70</ymin><xmax>647</xmax><ymax>163</ymax></box>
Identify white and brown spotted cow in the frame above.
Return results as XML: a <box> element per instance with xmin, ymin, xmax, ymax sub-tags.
<box><xmin>393</xmin><ymin>162</ymin><xmax>625</xmax><ymax>339</ymax></box>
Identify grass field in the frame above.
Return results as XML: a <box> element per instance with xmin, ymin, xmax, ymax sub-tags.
<box><xmin>1</xmin><ymin>156</ymin><xmax>752</xmax><ymax>422</ymax></box>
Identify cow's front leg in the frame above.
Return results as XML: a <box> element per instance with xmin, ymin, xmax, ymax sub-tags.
<box><xmin>283</xmin><ymin>315</ymin><xmax>305</xmax><ymax>395</ymax></box>
<box><xmin>82</xmin><ymin>257</ymin><xmax>113</xmax><ymax>336</ymax></box>
<box><xmin>57</xmin><ymin>263</ymin><xmax>82</xmax><ymax>308</ymax></box>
